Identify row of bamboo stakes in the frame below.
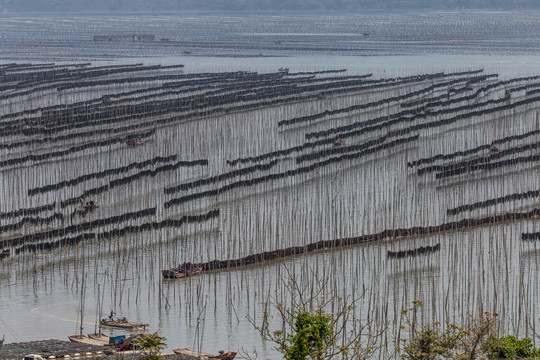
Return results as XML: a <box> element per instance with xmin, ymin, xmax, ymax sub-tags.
<box><xmin>0</xmin><ymin>62</ymin><xmax>540</xmax><ymax>356</ymax></box>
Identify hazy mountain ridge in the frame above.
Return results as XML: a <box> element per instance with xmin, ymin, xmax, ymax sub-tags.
<box><xmin>1</xmin><ymin>0</ymin><xmax>539</xmax><ymax>13</ymax></box>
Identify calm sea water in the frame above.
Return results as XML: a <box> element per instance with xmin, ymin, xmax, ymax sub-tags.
<box><xmin>1</xmin><ymin>12</ymin><xmax>540</xmax><ymax>359</ymax></box>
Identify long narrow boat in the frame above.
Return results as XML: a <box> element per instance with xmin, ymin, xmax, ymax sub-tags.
<box><xmin>173</xmin><ymin>348</ymin><xmax>237</xmax><ymax>359</ymax></box>
<box><xmin>100</xmin><ymin>318</ymin><xmax>149</xmax><ymax>330</ymax></box>
<box><xmin>87</xmin><ymin>332</ymin><xmax>109</xmax><ymax>344</ymax></box>
<box><xmin>68</xmin><ymin>334</ymin><xmax>110</xmax><ymax>347</ymax></box>
<box><xmin>162</xmin><ymin>267</ymin><xmax>203</xmax><ymax>279</ymax></box>
<box><xmin>68</xmin><ymin>334</ymin><xmax>89</xmax><ymax>343</ymax></box>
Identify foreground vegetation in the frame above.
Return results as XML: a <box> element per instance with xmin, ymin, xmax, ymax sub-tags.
<box><xmin>247</xmin><ymin>282</ymin><xmax>540</xmax><ymax>360</ymax></box>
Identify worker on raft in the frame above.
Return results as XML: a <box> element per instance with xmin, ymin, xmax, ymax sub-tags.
<box><xmin>177</xmin><ymin>263</ymin><xmax>184</xmax><ymax>272</ymax></box>
<box><xmin>109</xmin><ymin>310</ymin><xmax>115</xmax><ymax>321</ymax></box>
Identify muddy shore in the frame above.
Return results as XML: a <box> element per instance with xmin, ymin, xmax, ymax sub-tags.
<box><xmin>0</xmin><ymin>340</ymin><xmax>200</xmax><ymax>360</ymax></box>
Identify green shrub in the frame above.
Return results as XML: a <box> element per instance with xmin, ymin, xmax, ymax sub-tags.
<box><xmin>134</xmin><ymin>333</ymin><xmax>167</xmax><ymax>360</ymax></box>
<box><xmin>282</xmin><ymin>311</ymin><xmax>333</xmax><ymax>360</ymax></box>
<box><xmin>481</xmin><ymin>335</ymin><xmax>540</xmax><ymax>359</ymax></box>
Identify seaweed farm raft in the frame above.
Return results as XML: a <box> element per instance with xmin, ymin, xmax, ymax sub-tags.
<box><xmin>1</xmin><ymin>62</ymin><xmax>540</xmax><ymax>357</ymax></box>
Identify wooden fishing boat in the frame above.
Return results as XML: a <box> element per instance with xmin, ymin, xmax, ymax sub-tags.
<box><xmin>490</xmin><ymin>141</ymin><xmax>501</xmax><ymax>153</ymax></box>
<box><xmin>126</xmin><ymin>138</ymin><xmax>146</xmax><ymax>147</ymax></box>
<box><xmin>68</xmin><ymin>334</ymin><xmax>89</xmax><ymax>343</ymax></box>
<box><xmin>87</xmin><ymin>332</ymin><xmax>109</xmax><ymax>344</ymax></box>
<box><xmin>162</xmin><ymin>267</ymin><xmax>203</xmax><ymax>279</ymax></box>
<box><xmin>173</xmin><ymin>348</ymin><xmax>237</xmax><ymax>360</ymax></box>
<box><xmin>73</xmin><ymin>198</ymin><xmax>99</xmax><ymax>217</ymax></box>
<box><xmin>100</xmin><ymin>318</ymin><xmax>149</xmax><ymax>330</ymax></box>
<box><xmin>333</xmin><ymin>139</ymin><xmax>345</xmax><ymax>147</ymax></box>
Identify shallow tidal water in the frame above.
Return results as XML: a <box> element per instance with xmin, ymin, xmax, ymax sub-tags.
<box><xmin>1</xmin><ymin>11</ymin><xmax>540</xmax><ymax>359</ymax></box>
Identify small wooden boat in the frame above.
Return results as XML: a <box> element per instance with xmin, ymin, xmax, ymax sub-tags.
<box><xmin>68</xmin><ymin>334</ymin><xmax>111</xmax><ymax>346</ymax></box>
<box><xmin>173</xmin><ymin>348</ymin><xmax>237</xmax><ymax>360</ymax></box>
<box><xmin>73</xmin><ymin>198</ymin><xmax>99</xmax><ymax>217</ymax></box>
<box><xmin>68</xmin><ymin>334</ymin><xmax>89</xmax><ymax>343</ymax></box>
<box><xmin>87</xmin><ymin>332</ymin><xmax>109</xmax><ymax>344</ymax></box>
<box><xmin>162</xmin><ymin>267</ymin><xmax>203</xmax><ymax>279</ymax></box>
<box><xmin>490</xmin><ymin>140</ymin><xmax>501</xmax><ymax>153</ymax></box>
<box><xmin>100</xmin><ymin>318</ymin><xmax>149</xmax><ymax>330</ymax></box>
<box><xmin>126</xmin><ymin>137</ymin><xmax>146</xmax><ymax>147</ymax></box>
<box><xmin>333</xmin><ymin>139</ymin><xmax>345</xmax><ymax>147</ymax></box>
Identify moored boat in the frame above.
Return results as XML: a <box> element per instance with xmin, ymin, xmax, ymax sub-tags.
<box><xmin>162</xmin><ymin>267</ymin><xmax>203</xmax><ymax>279</ymax></box>
<box><xmin>173</xmin><ymin>348</ymin><xmax>237</xmax><ymax>360</ymax></box>
<box><xmin>100</xmin><ymin>318</ymin><xmax>149</xmax><ymax>330</ymax></box>
<box><xmin>126</xmin><ymin>137</ymin><xmax>146</xmax><ymax>147</ymax></box>
<box><xmin>68</xmin><ymin>334</ymin><xmax>89</xmax><ymax>343</ymax></box>
<box><xmin>87</xmin><ymin>332</ymin><xmax>109</xmax><ymax>344</ymax></box>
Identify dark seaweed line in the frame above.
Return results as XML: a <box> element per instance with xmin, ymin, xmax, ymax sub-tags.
<box><xmin>447</xmin><ymin>189</ymin><xmax>540</xmax><ymax>216</ymax></box>
<box><xmin>326</xmin><ymin>95</ymin><xmax>540</xmax><ymax>153</ymax></box>
<box><xmin>54</xmin><ymin>69</ymin><xmax>283</xmax><ymax>92</ymax></box>
<box><xmin>0</xmin><ymin>202</ymin><xmax>56</xmax><ymax>220</ymax></box>
<box><xmin>279</xmin><ymin>71</ymin><xmax>490</xmax><ymax>127</ymax></box>
<box><xmin>15</xmin><ymin>64</ymin><xmax>184</xmax><ymax>92</ymax></box>
<box><xmin>0</xmin><ymin>213</ymin><xmax>63</xmax><ymax>233</ymax></box>
<box><xmin>7</xmin><ymin>71</ymin><xmax>444</xmax><ymax>141</ymax></box>
<box><xmin>305</xmin><ymin>83</ymin><xmax>507</xmax><ymax>141</ymax></box>
<box><xmin>307</xmin><ymin>94</ymin><xmax>508</xmax><ymax>148</ymax></box>
<box><xmin>419</xmin><ymin>139</ymin><xmax>540</xmax><ymax>176</ymax></box>
<box><xmin>0</xmin><ymin>65</ymin><xmax>186</xmax><ymax>100</ymax></box>
<box><xmin>10</xmin><ymin>75</ymin><xmax>385</xmax><ymax>138</ymax></box>
<box><xmin>165</xmin><ymin>160</ymin><xmax>278</xmax><ymax>194</ymax></box>
<box><xmin>387</xmin><ymin>243</ymin><xmax>441</xmax><ymax>259</ymax></box>
<box><xmin>415</xmin><ymin>77</ymin><xmax>540</xmax><ymax>112</ymax></box>
<box><xmin>0</xmin><ymin>71</ymin><xmax>230</xmax><ymax>126</ymax></box>
<box><xmin>229</xmin><ymin>101</ymin><xmax>430</xmax><ymax>167</ymax></box>
<box><xmin>94</xmin><ymin>79</ymin><xmax>405</xmax><ymax>142</ymax></box>
<box><xmin>9</xmin><ymin>209</ymin><xmax>219</xmax><ymax>255</ymax></box>
<box><xmin>0</xmin><ymin>63</ymin><xmax>141</xmax><ymax>87</ymax></box>
<box><xmin>2</xmin><ymin>208</ymin><xmax>157</xmax><ymax>248</ymax></box>
<box><xmin>0</xmin><ymin>129</ymin><xmax>155</xmax><ymax>169</ymax></box>
<box><xmin>287</xmin><ymin>69</ymin><xmax>350</xmax><ymax>76</ymax></box>
<box><xmin>14</xmin><ymin>71</ymin><xmax>448</xmax><ymax>136</ymax></box>
<box><xmin>1</xmin><ymin>117</ymin><xmax>160</xmax><ymax>150</ymax></box>
<box><xmin>296</xmin><ymin>134</ymin><xmax>389</xmax><ymax>164</ymax></box>
<box><xmin>409</xmin><ymin>128</ymin><xmax>540</xmax><ymax>168</ymax></box>
<box><xmin>226</xmin><ymin>136</ymin><xmax>340</xmax><ymax>166</ymax></box>
<box><xmin>28</xmin><ymin>155</ymin><xmax>178</xmax><ymax>196</ymax></box>
<box><xmin>0</xmin><ymin>71</ymin><xmax>260</xmax><ymax>132</ymax></box>
<box><xmin>408</xmin><ymin>78</ymin><xmax>506</xmax><ymax>111</ymax></box>
<box><xmin>60</xmin><ymin>159</ymin><xmax>208</xmax><ymax>208</ymax></box>
<box><xmin>278</xmin><ymin>76</ymin><xmax>477</xmax><ymax>127</ymax></box>
<box><xmin>185</xmin><ymin>207</ymin><xmax>540</xmax><ymax>272</ymax></box>
<box><xmin>400</xmin><ymin>88</ymin><xmax>464</xmax><ymax>109</ymax></box>
<box><xmin>436</xmin><ymin>150</ymin><xmax>540</xmax><ymax>179</ymax></box>
<box><xmin>522</xmin><ymin>232</ymin><xmax>540</xmax><ymax>241</ymax></box>
<box><xmin>164</xmin><ymin>135</ymin><xmax>418</xmax><ymax>209</ymax></box>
